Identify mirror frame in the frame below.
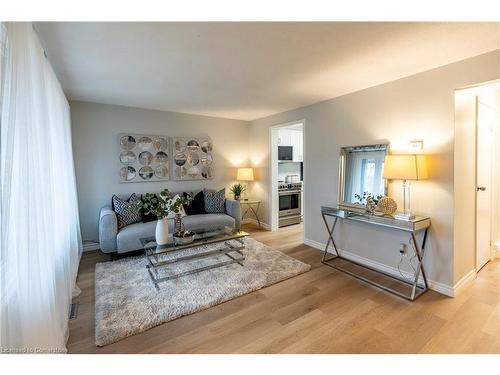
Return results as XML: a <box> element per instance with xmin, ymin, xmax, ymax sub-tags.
<box><xmin>338</xmin><ymin>143</ymin><xmax>390</xmax><ymax>211</ymax></box>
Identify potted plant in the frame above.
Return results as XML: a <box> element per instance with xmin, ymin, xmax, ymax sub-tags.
<box><xmin>136</xmin><ymin>189</ymin><xmax>193</xmax><ymax>245</ymax></box>
<box><xmin>230</xmin><ymin>183</ymin><xmax>246</xmax><ymax>200</ymax></box>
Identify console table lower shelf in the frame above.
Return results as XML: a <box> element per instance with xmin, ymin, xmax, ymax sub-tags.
<box><xmin>321</xmin><ymin>206</ymin><xmax>431</xmax><ymax>301</ymax></box>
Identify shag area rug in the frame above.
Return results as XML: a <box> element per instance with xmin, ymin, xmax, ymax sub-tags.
<box><xmin>94</xmin><ymin>237</ymin><xmax>310</xmax><ymax>346</ymax></box>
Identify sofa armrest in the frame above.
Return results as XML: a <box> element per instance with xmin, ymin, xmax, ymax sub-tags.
<box><xmin>99</xmin><ymin>205</ymin><xmax>118</xmax><ymax>253</ymax></box>
<box><xmin>225</xmin><ymin>199</ymin><xmax>241</xmax><ymax>230</ymax></box>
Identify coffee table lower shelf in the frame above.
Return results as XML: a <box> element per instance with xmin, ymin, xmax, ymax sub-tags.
<box><xmin>147</xmin><ymin>242</ymin><xmax>245</xmax><ymax>288</ymax></box>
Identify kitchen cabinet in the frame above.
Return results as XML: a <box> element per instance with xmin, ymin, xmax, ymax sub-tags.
<box><xmin>277</xmin><ymin>128</ymin><xmax>292</xmax><ymax>146</ymax></box>
<box><xmin>291</xmin><ymin>130</ymin><xmax>303</xmax><ymax>162</ymax></box>
<box><xmin>278</xmin><ymin>128</ymin><xmax>303</xmax><ymax>162</ymax></box>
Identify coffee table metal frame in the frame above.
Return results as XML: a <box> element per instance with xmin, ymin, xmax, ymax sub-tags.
<box><xmin>140</xmin><ymin>229</ymin><xmax>249</xmax><ymax>290</ymax></box>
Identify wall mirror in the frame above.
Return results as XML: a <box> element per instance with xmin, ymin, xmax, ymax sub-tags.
<box><xmin>338</xmin><ymin>143</ymin><xmax>389</xmax><ymax>210</ymax></box>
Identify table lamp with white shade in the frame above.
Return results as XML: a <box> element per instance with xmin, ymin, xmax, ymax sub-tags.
<box><xmin>383</xmin><ymin>154</ymin><xmax>428</xmax><ymax>220</ymax></box>
<box><xmin>236</xmin><ymin>167</ymin><xmax>254</xmax><ymax>200</ymax></box>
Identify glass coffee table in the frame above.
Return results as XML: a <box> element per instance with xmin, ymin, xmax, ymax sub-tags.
<box><xmin>140</xmin><ymin>227</ymin><xmax>249</xmax><ymax>290</ymax></box>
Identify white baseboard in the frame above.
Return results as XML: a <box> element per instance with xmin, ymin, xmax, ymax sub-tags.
<box><xmin>453</xmin><ymin>269</ymin><xmax>477</xmax><ymax>296</ymax></box>
<box><xmin>242</xmin><ymin>218</ymin><xmax>271</xmax><ymax>231</ymax></box>
<box><xmin>304</xmin><ymin>238</ymin><xmax>461</xmax><ymax>298</ymax></box>
<box><xmin>82</xmin><ymin>241</ymin><xmax>100</xmax><ymax>252</ymax></box>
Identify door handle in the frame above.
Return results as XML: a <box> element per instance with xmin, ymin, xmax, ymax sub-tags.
<box><xmin>477</xmin><ymin>186</ymin><xmax>486</xmax><ymax>191</ymax></box>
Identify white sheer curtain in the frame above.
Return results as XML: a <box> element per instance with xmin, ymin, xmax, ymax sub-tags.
<box><xmin>0</xmin><ymin>22</ymin><xmax>82</xmax><ymax>353</ymax></box>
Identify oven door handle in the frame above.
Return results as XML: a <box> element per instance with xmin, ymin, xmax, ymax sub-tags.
<box><xmin>278</xmin><ymin>190</ymin><xmax>303</xmax><ymax>196</ymax></box>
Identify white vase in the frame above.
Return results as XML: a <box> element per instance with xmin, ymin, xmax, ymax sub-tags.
<box><xmin>155</xmin><ymin>217</ymin><xmax>169</xmax><ymax>245</ymax></box>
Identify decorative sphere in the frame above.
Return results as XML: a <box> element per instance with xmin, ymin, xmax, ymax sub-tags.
<box><xmin>377</xmin><ymin>196</ymin><xmax>397</xmax><ymax>215</ymax></box>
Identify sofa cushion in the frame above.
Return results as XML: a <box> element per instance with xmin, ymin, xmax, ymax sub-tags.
<box><xmin>181</xmin><ymin>214</ymin><xmax>235</xmax><ymax>233</ymax></box>
<box><xmin>183</xmin><ymin>191</ymin><xmax>206</xmax><ymax>215</ymax></box>
<box><xmin>112</xmin><ymin>194</ymin><xmax>142</xmax><ymax>229</ymax></box>
<box><xmin>116</xmin><ymin>220</ymin><xmax>162</xmax><ymax>253</ymax></box>
<box><xmin>115</xmin><ymin>213</ymin><xmax>236</xmax><ymax>253</ymax></box>
<box><xmin>203</xmin><ymin>188</ymin><xmax>226</xmax><ymax>213</ymax></box>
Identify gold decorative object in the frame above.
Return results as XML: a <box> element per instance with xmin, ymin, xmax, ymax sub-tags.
<box><xmin>365</xmin><ymin>196</ymin><xmax>377</xmax><ymax>214</ymax></box>
<box><xmin>377</xmin><ymin>196</ymin><xmax>397</xmax><ymax>215</ymax></box>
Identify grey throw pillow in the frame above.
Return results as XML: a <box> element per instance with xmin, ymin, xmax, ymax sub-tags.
<box><xmin>112</xmin><ymin>193</ymin><xmax>142</xmax><ymax>229</ymax></box>
<box><xmin>203</xmin><ymin>188</ymin><xmax>226</xmax><ymax>214</ymax></box>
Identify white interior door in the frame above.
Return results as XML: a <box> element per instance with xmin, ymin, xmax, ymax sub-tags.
<box><xmin>476</xmin><ymin>96</ymin><xmax>495</xmax><ymax>271</ymax></box>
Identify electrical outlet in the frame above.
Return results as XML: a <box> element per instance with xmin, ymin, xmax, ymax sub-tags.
<box><xmin>410</xmin><ymin>140</ymin><xmax>423</xmax><ymax>151</ymax></box>
<box><xmin>399</xmin><ymin>243</ymin><xmax>407</xmax><ymax>255</ymax></box>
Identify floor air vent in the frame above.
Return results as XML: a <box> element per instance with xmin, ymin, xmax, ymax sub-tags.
<box><xmin>69</xmin><ymin>303</ymin><xmax>79</xmax><ymax>320</ymax></box>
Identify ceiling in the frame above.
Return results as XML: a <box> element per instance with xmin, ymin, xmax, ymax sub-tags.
<box><xmin>35</xmin><ymin>22</ymin><xmax>500</xmax><ymax>121</ymax></box>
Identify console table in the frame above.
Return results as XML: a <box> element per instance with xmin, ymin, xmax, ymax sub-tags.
<box><xmin>321</xmin><ymin>206</ymin><xmax>431</xmax><ymax>301</ymax></box>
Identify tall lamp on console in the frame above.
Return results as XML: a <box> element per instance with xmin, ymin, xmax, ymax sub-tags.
<box><xmin>383</xmin><ymin>154</ymin><xmax>428</xmax><ymax>220</ymax></box>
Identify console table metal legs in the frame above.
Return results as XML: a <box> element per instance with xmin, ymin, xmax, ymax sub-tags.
<box><xmin>321</xmin><ymin>213</ymin><xmax>429</xmax><ymax>301</ymax></box>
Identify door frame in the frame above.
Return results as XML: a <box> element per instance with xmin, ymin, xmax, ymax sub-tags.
<box><xmin>268</xmin><ymin>119</ymin><xmax>306</xmax><ymax>234</ymax></box>
<box><xmin>454</xmin><ymin>79</ymin><xmax>499</xmax><ymax>283</ymax></box>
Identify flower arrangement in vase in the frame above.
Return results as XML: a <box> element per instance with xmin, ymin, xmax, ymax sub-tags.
<box><xmin>354</xmin><ymin>191</ymin><xmax>383</xmax><ymax>214</ymax></box>
<box><xmin>135</xmin><ymin>189</ymin><xmax>193</xmax><ymax>245</ymax></box>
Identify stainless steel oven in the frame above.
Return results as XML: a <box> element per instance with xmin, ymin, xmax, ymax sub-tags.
<box><xmin>278</xmin><ymin>182</ymin><xmax>302</xmax><ymax>227</ymax></box>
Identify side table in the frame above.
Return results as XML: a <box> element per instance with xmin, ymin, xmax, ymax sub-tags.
<box><xmin>240</xmin><ymin>199</ymin><xmax>262</xmax><ymax>228</ymax></box>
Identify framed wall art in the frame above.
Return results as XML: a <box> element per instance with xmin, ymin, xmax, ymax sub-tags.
<box><xmin>118</xmin><ymin>133</ymin><xmax>170</xmax><ymax>183</ymax></box>
<box><xmin>172</xmin><ymin>137</ymin><xmax>214</xmax><ymax>180</ymax></box>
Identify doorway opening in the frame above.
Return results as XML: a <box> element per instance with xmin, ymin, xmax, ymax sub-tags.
<box><xmin>454</xmin><ymin>80</ymin><xmax>500</xmax><ymax>277</ymax></box>
<box><xmin>269</xmin><ymin>120</ymin><xmax>305</xmax><ymax>235</ymax></box>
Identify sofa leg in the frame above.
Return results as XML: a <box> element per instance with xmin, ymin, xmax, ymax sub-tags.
<box><xmin>110</xmin><ymin>253</ymin><xmax>115</xmax><ymax>261</ymax></box>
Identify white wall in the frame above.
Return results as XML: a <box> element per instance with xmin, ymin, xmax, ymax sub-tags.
<box><xmin>453</xmin><ymin>90</ymin><xmax>478</xmax><ymax>284</ymax></box>
<box><xmin>248</xmin><ymin>50</ymin><xmax>500</xmax><ymax>289</ymax></box>
<box><xmin>70</xmin><ymin>51</ymin><xmax>499</xmax><ymax>291</ymax></box>
<box><xmin>71</xmin><ymin>101</ymin><xmax>250</xmax><ymax>241</ymax></box>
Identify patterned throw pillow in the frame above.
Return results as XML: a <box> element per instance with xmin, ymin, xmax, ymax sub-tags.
<box><xmin>112</xmin><ymin>194</ymin><xmax>142</xmax><ymax>229</ymax></box>
<box><xmin>203</xmin><ymin>188</ymin><xmax>226</xmax><ymax>214</ymax></box>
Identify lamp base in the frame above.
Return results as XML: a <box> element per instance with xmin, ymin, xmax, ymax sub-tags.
<box><xmin>394</xmin><ymin>212</ymin><xmax>415</xmax><ymax>221</ymax></box>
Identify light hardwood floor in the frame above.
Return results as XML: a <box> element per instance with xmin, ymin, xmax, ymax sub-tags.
<box><xmin>68</xmin><ymin>223</ymin><xmax>500</xmax><ymax>353</ymax></box>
